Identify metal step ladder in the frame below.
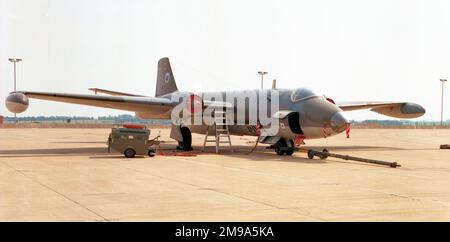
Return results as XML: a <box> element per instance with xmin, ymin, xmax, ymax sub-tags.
<box><xmin>203</xmin><ymin>110</ymin><xmax>233</xmax><ymax>153</ymax></box>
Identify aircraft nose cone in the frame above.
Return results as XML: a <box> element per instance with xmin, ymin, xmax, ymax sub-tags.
<box><xmin>330</xmin><ymin>112</ymin><xmax>348</xmax><ymax>133</ymax></box>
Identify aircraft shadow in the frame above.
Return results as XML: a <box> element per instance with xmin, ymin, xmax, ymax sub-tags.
<box><xmin>197</xmin><ymin>145</ymin><xmax>328</xmax><ymax>164</ymax></box>
<box><xmin>303</xmin><ymin>145</ymin><xmax>406</xmax><ymax>151</ymax></box>
<box><xmin>49</xmin><ymin>141</ymin><xmax>106</xmax><ymax>144</ymax></box>
<box><xmin>90</xmin><ymin>155</ymin><xmax>146</xmax><ymax>159</ymax></box>
<box><xmin>0</xmin><ymin>147</ymin><xmax>108</xmax><ymax>158</ymax></box>
<box><xmin>0</xmin><ymin>144</ymin><xmax>433</xmax><ymax>164</ymax></box>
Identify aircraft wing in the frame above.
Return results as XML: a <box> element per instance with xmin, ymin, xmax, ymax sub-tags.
<box><xmin>15</xmin><ymin>91</ymin><xmax>176</xmax><ymax>118</ymax></box>
<box><xmin>88</xmin><ymin>88</ymin><xmax>146</xmax><ymax>97</ymax></box>
<box><xmin>337</xmin><ymin>101</ymin><xmax>425</xmax><ymax>119</ymax></box>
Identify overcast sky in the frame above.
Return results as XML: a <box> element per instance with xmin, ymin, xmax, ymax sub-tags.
<box><xmin>1</xmin><ymin>0</ymin><xmax>449</xmax><ymax>120</ymax></box>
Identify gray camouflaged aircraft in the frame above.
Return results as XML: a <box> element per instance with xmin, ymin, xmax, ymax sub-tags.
<box><xmin>5</xmin><ymin>57</ymin><xmax>426</xmax><ymax>155</ymax></box>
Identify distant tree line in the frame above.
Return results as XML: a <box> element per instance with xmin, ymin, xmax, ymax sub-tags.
<box><xmin>351</xmin><ymin>119</ymin><xmax>450</xmax><ymax>126</ymax></box>
<box><xmin>2</xmin><ymin>115</ymin><xmax>449</xmax><ymax>126</ymax></box>
<box><xmin>3</xmin><ymin>114</ymin><xmax>170</xmax><ymax>125</ymax></box>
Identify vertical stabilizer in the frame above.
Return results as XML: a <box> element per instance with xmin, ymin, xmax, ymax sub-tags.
<box><xmin>156</xmin><ymin>57</ymin><xmax>178</xmax><ymax>97</ymax></box>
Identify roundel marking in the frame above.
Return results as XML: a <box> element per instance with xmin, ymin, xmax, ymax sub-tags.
<box><xmin>164</xmin><ymin>72</ymin><xmax>170</xmax><ymax>83</ymax></box>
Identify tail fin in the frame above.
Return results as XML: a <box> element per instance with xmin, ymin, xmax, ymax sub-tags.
<box><xmin>155</xmin><ymin>57</ymin><xmax>178</xmax><ymax>97</ymax></box>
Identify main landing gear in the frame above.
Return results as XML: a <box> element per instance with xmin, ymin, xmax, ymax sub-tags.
<box><xmin>274</xmin><ymin>138</ymin><xmax>295</xmax><ymax>156</ymax></box>
<box><xmin>177</xmin><ymin>127</ymin><xmax>193</xmax><ymax>151</ymax></box>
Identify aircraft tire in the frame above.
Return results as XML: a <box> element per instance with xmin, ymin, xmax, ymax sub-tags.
<box><xmin>275</xmin><ymin>147</ymin><xmax>284</xmax><ymax>156</ymax></box>
<box><xmin>285</xmin><ymin>140</ymin><xmax>295</xmax><ymax>156</ymax></box>
<box><xmin>275</xmin><ymin>139</ymin><xmax>287</xmax><ymax>156</ymax></box>
<box><xmin>275</xmin><ymin>139</ymin><xmax>295</xmax><ymax>156</ymax></box>
<box><xmin>307</xmin><ymin>150</ymin><xmax>315</xmax><ymax>159</ymax></box>
<box><xmin>179</xmin><ymin>127</ymin><xmax>193</xmax><ymax>151</ymax></box>
<box><xmin>285</xmin><ymin>149</ymin><xmax>294</xmax><ymax>156</ymax></box>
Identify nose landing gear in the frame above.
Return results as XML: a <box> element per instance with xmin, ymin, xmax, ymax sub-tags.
<box><xmin>274</xmin><ymin>138</ymin><xmax>295</xmax><ymax>156</ymax></box>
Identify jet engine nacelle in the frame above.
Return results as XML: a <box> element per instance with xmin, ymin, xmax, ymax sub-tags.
<box><xmin>371</xmin><ymin>102</ymin><xmax>426</xmax><ymax>119</ymax></box>
<box><xmin>5</xmin><ymin>93</ymin><xmax>29</xmax><ymax>113</ymax></box>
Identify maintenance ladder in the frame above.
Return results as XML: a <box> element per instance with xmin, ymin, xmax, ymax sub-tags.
<box><xmin>203</xmin><ymin>110</ymin><xmax>233</xmax><ymax>153</ymax></box>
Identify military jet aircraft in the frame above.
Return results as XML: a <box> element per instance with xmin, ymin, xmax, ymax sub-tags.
<box><xmin>5</xmin><ymin>57</ymin><xmax>425</xmax><ymax>155</ymax></box>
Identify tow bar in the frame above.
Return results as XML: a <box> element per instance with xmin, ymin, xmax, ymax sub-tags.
<box><xmin>303</xmin><ymin>148</ymin><xmax>401</xmax><ymax>168</ymax></box>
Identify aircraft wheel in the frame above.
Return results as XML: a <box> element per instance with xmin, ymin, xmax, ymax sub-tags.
<box><xmin>285</xmin><ymin>149</ymin><xmax>294</xmax><ymax>156</ymax></box>
<box><xmin>284</xmin><ymin>140</ymin><xmax>295</xmax><ymax>156</ymax></box>
<box><xmin>307</xmin><ymin>150</ymin><xmax>315</xmax><ymax>159</ymax></box>
<box><xmin>275</xmin><ymin>139</ymin><xmax>287</xmax><ymax>156</ymax></box>
<box><xmin>275</xmin><ymin>147</ymin><xmax>284</xmax><ymax>156</ymax></box>
<box><xmin>178</xmin><ymin>127</ymin><xmax>193</xmax><ymax>151</ymax></box>
<box><xmin>124</xmin><ymin>148</ymin><xmax>136</xmax><ymax>158</ymax></box>
<box><xmin>107</xmin><ymin>135</ymin><xmax>112</xmax><ymax>153</ymax></box>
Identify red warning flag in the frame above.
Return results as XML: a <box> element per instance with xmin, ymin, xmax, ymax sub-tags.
<box><xmin>346</xmin><ymin>123</ymin><xmax>351</xmax><ymax>139</ymax></box>
<box><xmin>294</xmin><ymin>135</ymin><xmax>305</xmax><ymax>147</ymax></box>
<box><xmin>323</xmin><ymin>125</ymin><xmax>328</xmax><ymax>138</ymax></box>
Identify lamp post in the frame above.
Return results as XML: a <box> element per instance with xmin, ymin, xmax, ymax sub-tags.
<box><xmin>258</xmin><ymin>71</ymin><xmax>268</xmax><ymax>89</ymax></box>
<box><xmin>8</xmin><ymin>58</ymin><xmax>22</xmax><ymax>120</ymax></box>
<box><xmin>440</xmin><ymin>79</ymin><xmax>447</xmax><ymax>126</ymax></box>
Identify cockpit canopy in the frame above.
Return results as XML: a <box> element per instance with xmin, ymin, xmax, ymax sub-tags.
<box><xmin>290</xmin><ymin>88</ymin><xmax>318</xmax><ymax>102</ymax></box>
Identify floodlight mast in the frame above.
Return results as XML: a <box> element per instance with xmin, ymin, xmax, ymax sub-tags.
<box><xmin>258</xmin><ymin>71</ymin><xmax>268</xmax><ymax>89</ymax></box>
<box><xmin>8</xmin><ymin>58</ymin><xmax>22</xmax><ymax>121</ymax></box>
<box><xmin>440</xmin><ymin>79</ymin><xmax>447</xmax><ymax>126</ymax></box>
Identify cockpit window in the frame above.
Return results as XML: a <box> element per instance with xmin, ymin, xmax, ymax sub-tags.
<box><xmin>290</xmin><ymin>88</ymin><xmax>318</xmax><ymax>102</ymax></box>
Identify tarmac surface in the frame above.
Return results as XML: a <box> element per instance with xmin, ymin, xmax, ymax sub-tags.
<box><xmin>0</xmin><ymin>128</ymin><xmax>449</xmax><ymax>221</ymax></box>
